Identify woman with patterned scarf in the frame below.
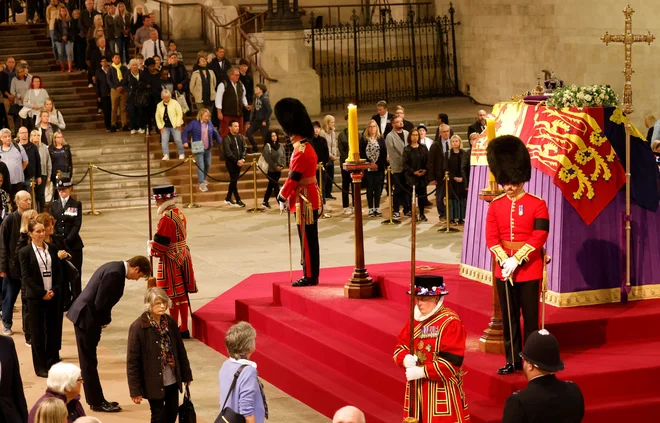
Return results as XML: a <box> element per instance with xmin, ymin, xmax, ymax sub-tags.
<box><xmin>127</xmin><ymin>288</ymin><xmax>193</xmax><ymax>423</ymax></box>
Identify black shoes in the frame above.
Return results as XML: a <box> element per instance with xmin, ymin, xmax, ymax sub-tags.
<box><xmin>292</xmin><ymin>277</ymin><xmax>319</xmax><ymax>287</ymax></box>
<box><xmin>497</xmin><ymin>362</ymin><xmax>523</xmax><ymax>375</ymax></box>
<box><xmin>91</xmin><ymin>401</ymin><xmax>122</xmax><ymax>413</ymax></box>
<box><xmin>236</xmin><ymin>200</ymin><xmax>246</xmax><ymax>208</ymax></box>
<box><xmin>180</xmin><ymin>330</ymin><xmax>191</xmax><ymax>339</ymax></box>
<box><xmin>262</xmin><ymin>202</ymin><xmax>271</xmax><ymax>209</ymax></box>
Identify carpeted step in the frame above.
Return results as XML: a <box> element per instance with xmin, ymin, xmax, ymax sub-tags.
<box><xmin>583</xmin><ymin>396</ymin><xmax>660</xmax><ymax>423</ymax></box>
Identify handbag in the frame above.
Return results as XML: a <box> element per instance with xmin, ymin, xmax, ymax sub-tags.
<box><xmin>191</xmin><ymin>140</ymin><xmax>204</xmax><ymax>155</ymax></box>
<box><xmin>257</xmin><ymin>153</ymin><xmax>269</xmax><ymax>173</ymax></box>
<box><xmin>214</xmin><ymin>365</ymin><xmax>248</xmax><ymax>423</ymax></box>
<box><xmin>178</xmin><ymin>386</ymin><xmax>197</xmax><ymax>423</ymax></box>
<box><xmin>175</xmin><ymin>91</ymin><xmax>190</xmax><ymax>114</ymax></box>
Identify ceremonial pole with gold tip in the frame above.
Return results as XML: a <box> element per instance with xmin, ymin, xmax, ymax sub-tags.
<box><xmin>404</xmin><ymin>186</ymin><xmax>419</xmax><ymax>423</ymax></box>
<box><xmin>145</xmin><ymin>126</ymin><xmax>156</xmax><ymax>287</ymax></box>
<box><xmin>601</xmin><ymin>5</ymin><xmax>655</xmax><ymax>292</ymax></box>
<box><xmin>184</xmin><ymin>155</ymin><xmax>200</xmax><ymax>209</ymax></box>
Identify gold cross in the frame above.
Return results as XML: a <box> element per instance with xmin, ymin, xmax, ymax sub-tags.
<box><xmin>601</xmin><ymin>5</ymin><xmax>655</xmax><ymax>114</ymax></box>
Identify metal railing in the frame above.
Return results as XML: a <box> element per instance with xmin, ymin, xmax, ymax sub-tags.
<box><xmin>240</xmin><ymin>2</ymin><xmax>435</xmax><ymax>27</ymax></box>
<box><xmin>150</xmin><ymin>0</ymin><xmax>275</xmax><ymax>84</ymax></box>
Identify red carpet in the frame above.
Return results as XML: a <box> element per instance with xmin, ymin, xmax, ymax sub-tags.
<box><xmin>192</xmin><ymin>262</ymin><xmax>660</xmax><ymax>422</ymax></box>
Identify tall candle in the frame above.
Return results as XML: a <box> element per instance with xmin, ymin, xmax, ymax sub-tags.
<box><xmin>347</xmin><ymin>104</ymin><xmax>359</xmax><ymax>162</ymax></box>
<box><xmin>486</xmin><ymin>118</ymin><xmax>497</xmax><ymax>184</ymax></box>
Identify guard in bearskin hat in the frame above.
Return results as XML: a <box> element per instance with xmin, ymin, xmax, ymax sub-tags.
<box><xmin>393</xmin><ymin>275</ymin><xmax>470</xmax><ymax>422</ymax></box>
<box><xmin>485</xmin><ymin>135</ymin><xmax>550</xmax><ymax>375</ymax></box>
<box><xmin>502</xmin><ymin>329</ymin><xmax>584</xmax><ymax>423</ymax></box>
<box><xmin>148</xmin><ymin>185</ymin><xmax>197</xmax><ymax>337</ymax></box>
<box><xmin>275</xmin><ymin>98</ymin><xmax>322</xmax><ymax>287</ymax></box>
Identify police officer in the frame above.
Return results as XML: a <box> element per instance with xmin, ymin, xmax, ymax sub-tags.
<box><xmin>50</xmin><ymin>178</ymin><xmax>83</xmax><ymax>309</ymax></box>
<box><xmin>502</xmin><ymin>330</ymin><xmax>584</xmax><ymax>423</ymax></box>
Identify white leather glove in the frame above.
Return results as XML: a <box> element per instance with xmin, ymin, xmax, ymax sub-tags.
<box><xmin>502</xmin><ymin>257</ymin><xmax>519</xmax><ymax>279</ymax></box>
<box><xmin>147</xmin><ymin>240</ymin><xmax>153</xmax><ymax>257</ymax></box>
<box><xmin>403</xmin><ymin>354</ymin><xmax>418</xmax><ymax>368</ymax></box>
<box><xmin>279</xmin><ymin>199</ymin><xmax>288</xmax><ymax>213</ymax></box>
<box><xmin>405</xmin><ymin>366</ymin><xmax>425</xmax><ymax>381</ymax></box>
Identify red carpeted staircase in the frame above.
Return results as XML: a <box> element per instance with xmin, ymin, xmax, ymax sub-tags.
<box><xmin>193</xmin><ymin>262</ymin><xmax>660</xmax><ymax>422</ymax></box>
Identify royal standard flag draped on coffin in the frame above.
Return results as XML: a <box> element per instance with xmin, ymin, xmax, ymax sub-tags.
<box><xmin>471</xmin><ymin>102</ymin><xmax>628</xmax><ymax>225</ymax></box>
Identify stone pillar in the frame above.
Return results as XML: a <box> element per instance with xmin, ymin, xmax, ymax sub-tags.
<box><xmin>260</xmin><ymin>0</ymin><xmax>321</xmax><ymax>115</ymax></box>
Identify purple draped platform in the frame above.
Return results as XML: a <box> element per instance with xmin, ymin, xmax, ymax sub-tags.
<box><xmin>461</xmin><ymin>165</ymin><xmax>660</xmax><ymax>305</ymax></box>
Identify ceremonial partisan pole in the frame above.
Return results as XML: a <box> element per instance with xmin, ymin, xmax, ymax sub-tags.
<box><xmin>601</xmin><ymin>5</ymin><xmax>655</xmax><ymax>294</ymax></box>
<box><xmin>404</xmin><ymin>186</ymin><xmax>418</xmax><ymax>423</ymax></box>
<box><xmin>145</xmin><ymin>126</ymin><xmax>155</xmax><ymax>286</ymax></box>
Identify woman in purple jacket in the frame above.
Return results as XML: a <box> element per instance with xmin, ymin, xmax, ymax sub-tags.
<box><xmin>182</xmin><ymin>108</ymin><xmax>221</xmax><ymax>192</ymax></box>
<box><xmin>28</xmin><ymin>362</ymin><xmax>85</xmax><ymax>423</ymax></box>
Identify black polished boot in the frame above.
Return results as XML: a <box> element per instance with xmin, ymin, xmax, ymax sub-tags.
<box><xmin>497</xmin><ymin>362</ymin><xmax>522</xmax><ymax>375</ymax></box>
<box><xmin>292</xmin><ymin>277</ymin><xmax>319</xmax><ymax>287</ymax></box>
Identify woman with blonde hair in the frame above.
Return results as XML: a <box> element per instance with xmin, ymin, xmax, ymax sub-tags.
<box><xmin>131</xmin><ymin>4</ymin><xmax>148</xmax><ymax>34</ymax></box>
<box><xmin>48</xmin><ymin>132</ymin><xmax>73</xmax><ymax>200</ymax></box>
<box><xmin>182</xmin><ymin>108</ymin><xmax>221</xmax><ymax>192</ymax></box>
<box><xmin>319</xmin><ymin>114</ymin><xmax>337</xmax><ymax>199</ymax></box>
<box><xmin>32</xmin><ymin>397</ymin><xmax>68</xmax><ymax>423</ymax></box>
<box><xmin>44</xmin><ymin>98</ymin><xmax>66</xmax><ymax>131</ymax></box>
<box><xmin>114</xmin><ymin>2</ymin><xmax>132</xmax><ymax>64</ymax></box>
<box><xmin>53</xmin><ymin>6</ymin><xmax>75</xmax><ymax>72</ymax></box>
<box><xmin>359</xmin><ymin>119</ymin><xmax>387</xmax><ymax>217</ymax></box>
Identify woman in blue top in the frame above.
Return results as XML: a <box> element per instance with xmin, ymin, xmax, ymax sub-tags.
<box><xmin>182</xmin><ymin>108</ymin><xmax>221</xmax><ymax>192</ymax></box>
<box><xmin>218</xmin><ymin>322</ymin><xmax>267</xmax><ymax>423</ymax></box>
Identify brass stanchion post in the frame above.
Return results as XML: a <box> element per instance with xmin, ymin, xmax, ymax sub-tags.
<box><xmin>84</xmin><ymin>163</ymin><xmax>101</xmax><ymax>215</ymax></box>
<box><xmin>30</xmin><ymin>179</ymin><xmax>36</xmax><ymax>210</ymax></box>
<box><xmin>381</xmin><ymin>166</ymin><xmax>401</xmax><ymax>225</ymax></box>
<box><xmin>184</xmin><ymin>156</ymin><xmax>200</xmax><ymax>208</ymax></box>
<box><xmin>248</xmin><ymin>158</ymin><xmax>265</xmax><ymax>213</ymax></box>
<box><xmin>438</xmin><ymin>171</ymin><xmax>458</xmax><ymax>232</ymax></box>
<box><xmin>318</xmin><ymin>162</ymin><xmax>331</xmax><ymax>219</ymax></box>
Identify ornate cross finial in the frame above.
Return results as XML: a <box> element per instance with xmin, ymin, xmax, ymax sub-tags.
<box><xmin>601</xmin><ymin>5</ymin><xmax>655</xmax><ymax>114</ymax></box>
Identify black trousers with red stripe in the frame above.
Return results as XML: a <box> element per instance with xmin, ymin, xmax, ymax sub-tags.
<box><xmin>296</xmin><ymin>210</ymin><xmax>320</xmax><ymax>281</ymax></box>
<box><xmin>496</xmin><ymin>278</ymin><xmax>540</xmax><ymax>364</ymax></box>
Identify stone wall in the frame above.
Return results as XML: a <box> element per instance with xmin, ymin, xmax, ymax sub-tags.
<box><xmin>436</xmin><ymin>0</ymin><xmax>660</xmax><ymax>128</ymax></box>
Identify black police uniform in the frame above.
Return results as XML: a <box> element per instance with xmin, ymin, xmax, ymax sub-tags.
<box><xmin>50</xmin><ymin>178</ymin><xmax>84</xmax><ymax>308</ymax></box>
<box><xmin>502</xmin><ymin>374</ymin><xmax>584</xmax><ymax>423</ymax></box>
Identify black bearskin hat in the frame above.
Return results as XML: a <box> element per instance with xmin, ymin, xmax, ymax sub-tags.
<box><xmin>274</xmin><ymin>98</ymin><xmax>315</xmax><ymax>139</ymax></box>
<box><xmin>487</xmin><ymin>135</ymin><xmax>531</xmax><ymax>185</ymax></box>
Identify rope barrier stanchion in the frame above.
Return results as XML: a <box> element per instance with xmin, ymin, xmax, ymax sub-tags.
<box><xmin>184</xmin><ymin>156</ymin><xmax>201</xmax><ymax>209</ymax></box>
<box><xmin>381</xmin><ymin>166</ymin><xmax>401</xmax><ymax>225</ymax></box>
<box><xmin>438</xmin><ymin>171</ymin><xmax>459</xmax><ymax>233</ymax></box>
<box><xmin>30</xmin><ymin>178</ymin><xmax>36</xmax><ymax>210</ymax></box>
<box><xmin>84</xmin><ymin>163</ymin><xmax>101</xmax><ymax>216</ymax></box>
<box><xmin>247</xmin><ymin>158</ymin><xmax>265</xmax><ymax>213</ymax></box>
<box><xmin>318</xmin><ymin>162</ymin><xmax>331</xmax><ymax>219</ymax></box>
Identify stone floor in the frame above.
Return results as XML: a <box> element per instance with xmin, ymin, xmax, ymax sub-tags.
<box><xmin>14</xmin><ymin>196</ymin><xmax>463</xmax><ymax>423</ymax></box>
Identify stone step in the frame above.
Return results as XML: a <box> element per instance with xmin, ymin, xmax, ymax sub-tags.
<box><xmin>0</xmin><ymin>34</ymin><xmax>46</xmax><ymax>43</ymax></box>
<box><xmin>0</xmin><ymin>24</ymin><xmax>46</xmax><ymax>32</ymax></box>
<box><xmin>0</xmin><ymin>45</ymin><xmax>50</xmax><ymax>55</ymax></box>
<box><xmin>66</xmin><ymin>121</ymin><xmax>105</xmax><ymax>131</ymax></box>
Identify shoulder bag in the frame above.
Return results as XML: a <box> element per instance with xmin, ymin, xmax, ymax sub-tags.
<box><xmin>214</xmin><ymin>365</ymin><xmax>248</xmax><ymax>423</ymax></box>
<box><xmin>191</xmin><ymin>140</ymin><xmax>205</xmax><ymax>154</ymax></box>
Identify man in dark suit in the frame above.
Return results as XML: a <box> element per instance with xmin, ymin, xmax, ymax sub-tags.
<box><xmin>371</xmin><ymin>100</ymin><xmax>395</xmax><ymax>138</ymax></box>
<box><xmin>467</xmin><ymin>109</ymin><xmax>488</xmax><ymax>138</ymax></box>
<box><xmin>222</xmin><ymin>120</ymin><xmax>247</xmax><ymax>207</ymax></box>
<box><xmin>428</xmin><ymin>124</ymin><xmax>452</xmax><ymax>219</ymax></box>
<box><xmin>0</xmin><ymin>336</ymin><xmax>28</xmax><ymax>423</ymax></box>
<box><xmin>66</xmin><ymin>256</ymin><xmax>151</xmax><ymax>413</ymax></box>
<box><xmin>502</xmin><ymin>330</ymin><xmax>584</xmax><ymax>423</ymax></box>
<box><xmin>208</xmin><ymin>46</ymin><xmax>232</xmax><ymax>87</ymax></box>
<box><xmin>50</xmin><ymin>178</ymin><xmax>83</xmax><ymax>309</ymax></box>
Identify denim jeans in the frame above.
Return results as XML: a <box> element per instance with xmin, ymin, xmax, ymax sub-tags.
<box><xmin>2</xmin><ymin>277</ymin><xmax>21</xmax><ymax>328</ymax></box>
<box><xmin>116</xmin><ymin>35</ymin><xmax>130</xmax><ymax>64</ymax></box>
<box><xmin>161</xmin><ymin>127</ymin><xmax>184</xmax><ymax>156</ymax></box>
<box><xmin>55</xmin><ymin>40</ymin><xmax>74</xmax><ymax>62</ymax></box>
<box><xmin>49</xmin><ymin>29</ymin><xmax>58</xmax><ymax>60</ymax></box>
<box><xmin>194</xmin><ymin>149</ymin><xmax>211</xmax><ymax>183</ymax></box>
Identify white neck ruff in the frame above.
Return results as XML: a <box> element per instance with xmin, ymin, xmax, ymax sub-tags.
<box><xmin>414</xmin><ymin>297</ymin><xmax>445</xmax><ymax>322</ymax></box>
<box><xmin>157</xmin><ymin>199</ymin><xmax>176</xmax><ymax>215</ymax></box>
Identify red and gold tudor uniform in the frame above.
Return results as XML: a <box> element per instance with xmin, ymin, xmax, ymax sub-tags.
<box><xmin>279</xmin><ymin>137</ymin><xmax>322</xmax><ymax>286</ymax></box>
<box><xmin>150</xmin><ymin>185</ymin><xmax>197</xmax><ymax>333</ymax></box>
<box><xmin>393</xmin><ymin>279</ymin><xmax>470</xmax><ymax>423</ymax></box>
<box><xmin>485</xmin><ymin>135</ymin><xmax>550</xmax><ymax>374</ymax></box>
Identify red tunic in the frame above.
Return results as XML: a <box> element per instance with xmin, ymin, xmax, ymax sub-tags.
<box><xmin>151</xmin><ymin>206</ymin><xmax>197</xmax><ymax>305</ymax></box>
<box><xmin>280</xmin><ymin>140</ymin><xmax>322</xmax><ymax>214</ymax></box>
<box><xmin>486</xmin><ymin>191</ymin><xmax>550</xmax><ymax>282</ymax></box>
<box><xmin>393</xmin><ymin>306</ymin><xmax>470</xmax><ymax>423</ymax></box>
